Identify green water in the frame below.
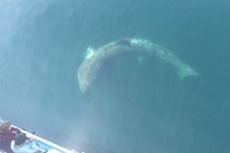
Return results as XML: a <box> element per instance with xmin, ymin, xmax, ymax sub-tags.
<box><xmin>0</xmin><ymin>0</ymin><xmax>230</xmax><ymax>152</ymax></box>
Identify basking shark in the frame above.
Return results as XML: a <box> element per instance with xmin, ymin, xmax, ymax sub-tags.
<box><xmin>78</xmin><ymin>38</ymin><xmax>198</xmax><ymax>93</ymax></box>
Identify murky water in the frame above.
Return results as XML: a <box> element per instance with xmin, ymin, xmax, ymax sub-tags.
<box><xmin>1</xmin><ymin>0</ymin><xmax>230</xmax><ymax>152</ymax></box>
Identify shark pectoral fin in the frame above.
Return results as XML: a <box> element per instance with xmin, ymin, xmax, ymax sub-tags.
<box><xmin>137</xmin><ymin>56</ymin><xmax>145</xmax><ymax>62</ymax></box>
<box><xmin>85</xmin><ymin>47</ymin><xmax>95</xmax><ymax>59</ymax></box>
<box><xmin>177</xmin><ymin>64</ymin><xmax>199</xmax><ymax>81</ymax></box>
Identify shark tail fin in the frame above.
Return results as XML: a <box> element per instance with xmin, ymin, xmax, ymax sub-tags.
<box><xmin>178</xmin><ymin>64</ymin><xmax>199</xmax><ymax>81</ymax></box>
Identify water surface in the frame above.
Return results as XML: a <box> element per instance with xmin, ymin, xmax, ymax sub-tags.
<box><xmin>0</xmin><ymin>0</ymin><xmax>230</xmax><ymax>153</ymax></box>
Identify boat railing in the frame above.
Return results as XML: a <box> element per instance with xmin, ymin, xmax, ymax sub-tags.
<box><xmin>12</xmin><ymin>125</ymin><xmax>81</xmax><ymax>153</ymax></box>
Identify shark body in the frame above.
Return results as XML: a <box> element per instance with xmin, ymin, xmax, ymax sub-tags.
<box><xmin>78</xmin><ymin>38</ymin><xmax>198</xmax><ymax>93</ymax></box>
